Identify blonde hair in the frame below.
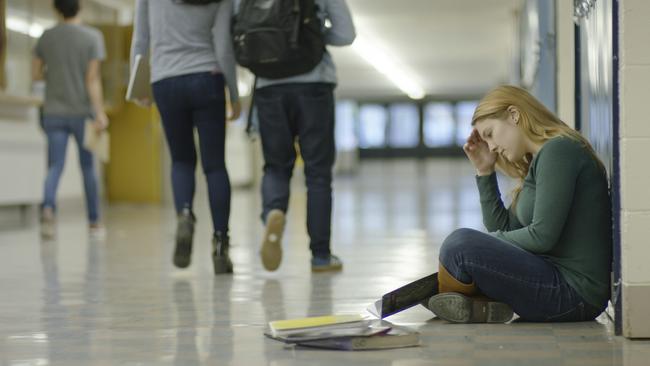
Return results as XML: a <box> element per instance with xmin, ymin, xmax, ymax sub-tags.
<box><xmin>471</xmin><ymin>85</ymin><xmax>605</xmax><ymax>206</ymax></box>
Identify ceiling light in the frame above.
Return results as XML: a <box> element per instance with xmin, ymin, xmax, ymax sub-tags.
<box><xmin>351</xmin><ymin>33</ymin><xmax>425</xmax><ymax>100</ymax></box>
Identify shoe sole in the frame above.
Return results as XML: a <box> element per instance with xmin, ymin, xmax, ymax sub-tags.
<box><xmin>428</xmin><ymin>293</ymin><xmax>513</xmax><ymax>323</ymax></box>
<box><xmin>311</xmin><ymin>263</ymin><xmax>343</xmax><ymax>273</ymax></box>
<box><xmin>261</xmin><ymin>210</ymin><xmax>285</xmax><ymax>271</ymax></box>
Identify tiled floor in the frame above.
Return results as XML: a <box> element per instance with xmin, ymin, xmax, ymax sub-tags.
<box><xmin>1</xmin><ymin>159</ymin><xmax>648</xmax><ymax>365</ymax></box>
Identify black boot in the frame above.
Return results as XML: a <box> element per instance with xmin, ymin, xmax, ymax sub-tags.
<box><xmin>173</xmin><ymin>208</ymin><xmax>195</xmax><ymax>268</ymax></box>
<box><xmin>213</xmin><ymin>231</ymin><xmax>233</xmax><ymax>274</ymax></box>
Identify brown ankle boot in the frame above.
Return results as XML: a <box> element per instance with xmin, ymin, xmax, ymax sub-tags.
<box><xmin>428</xmin><ymin>264</ymin><xmax>513</xmax><ymax>323</ymax></box>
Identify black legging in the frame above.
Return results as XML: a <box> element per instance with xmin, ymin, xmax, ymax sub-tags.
<box><xmin>152</xmin><ymin>72</ymin><xmax>231</xmax><ymax>235</ymax></box>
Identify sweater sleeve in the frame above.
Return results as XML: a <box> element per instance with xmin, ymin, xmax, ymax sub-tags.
<box><xmin>322</xmin><ymin>0</ymin><xmax>356</xmax><ymax>46</ymax></box>
<box><xmin>476</xmin><ymin>173</ymin><xmax>523</xmax><ymax>232</ymax></box>
<box><xmin>212</xmin><ymin>0</ymin><xmax>239</xmax><ymax>103</ymax></box>
<box><xmin>129</xmin><ymin>0</ymin><xmax>150</xmax><ymax>70</ymax></box>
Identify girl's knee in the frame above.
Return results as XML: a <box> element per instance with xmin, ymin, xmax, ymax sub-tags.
<box><xmin>439</xmin><ymin>228</ymin><xmax>480</xmax><ymax>265</ymax></box>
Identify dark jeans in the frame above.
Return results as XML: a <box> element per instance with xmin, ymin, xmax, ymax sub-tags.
<box><xmin>255</xmin><ymin>83</ymin><xmax>336</xmax><ymax>257</ymax></box>
<box><xmin>41</xmin><ymin>116</ymin><xmax>100</xmax><ymax>223</ymax></box>
<box><xmin>439</xmin><ymin>228</ymin><xmax>605</xmax><ymax>322</ymax></box>
<box><xmin>152</xmin><ymin>72</ymin><xmax>231</xmax><ymax>235</ymax></box>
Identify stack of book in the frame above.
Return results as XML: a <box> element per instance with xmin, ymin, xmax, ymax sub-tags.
<box><xmin>264</xmin><ymin>314</ymin><xmax>419</xmax><ymax>351</ymax></box>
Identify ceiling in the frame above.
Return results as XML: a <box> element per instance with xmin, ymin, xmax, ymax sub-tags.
<box><xmin>18</xmin><ymin>0</ymin><xmax>524</xmax><ymax>100</ymax></box>
<box><xmin>332</xmin><ymin>0</ymin><xmax>524</xmax><ymax>100</ymax></box>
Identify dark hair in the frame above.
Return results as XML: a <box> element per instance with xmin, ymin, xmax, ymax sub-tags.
<box><xmin>54</xmin><ymin>0</ymin><xmax>80</xmax><ymax>19</ymax></box>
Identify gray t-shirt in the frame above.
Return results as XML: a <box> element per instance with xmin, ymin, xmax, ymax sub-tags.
<box><xmin>35</xmin><ymin>23</ymin><xmax>106</xmax><ymax>117</ymax></box>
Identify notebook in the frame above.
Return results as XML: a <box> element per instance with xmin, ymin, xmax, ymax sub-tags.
<box><xmin>125</xmin><ymin>54</ymin><xmax>152</xmax><ymax>102</ymax></box>
<box><xmin>267</xmin><ymin>314</ymin><xmax>364</xmax><ymax>338</ymax></box>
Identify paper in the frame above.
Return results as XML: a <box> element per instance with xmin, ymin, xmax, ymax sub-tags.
<box><xmin>83</xmin><ymin>119</ymin><xmax>110</xmax><ymax>163</ymax></box>
<box><xmin>366</xmin><ymin>299</ymin><xmax>382</xmax><ymax>318</ymax></box>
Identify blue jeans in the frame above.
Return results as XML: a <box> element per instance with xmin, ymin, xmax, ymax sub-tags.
<box><xmin>255</xmin><ymin>83</ymin><xmax>336</xmax><ymax>257</ymax></box>
<box><xmin>41</xmin><ymin>116</ymin><xmax>100</xmax><ymax>223</ymax></box>
<box><xmin>439</xmin><ymin>228</ymin><xmax>605</xmax><ymax>322</ymax></box>
<box><xmin>152</xmin><ymin>72</ymin><xmax>231</xmax><ymax>235</ymax></box>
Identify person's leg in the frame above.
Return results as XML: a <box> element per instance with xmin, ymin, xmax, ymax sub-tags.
<box><xmin>153</xmin><ymin>80</ymin><xmax>197</xmax><ymax>215</ymax></box>
<box><xmin>256</xmin><ymin>85</ymin><xmax>296</xmax><ymax>271</ymax></box>
<box><xmin>190</xmin><ymin>73</ymin><xmax>232</xmax><ymax>274</ymax></box>
<box><xmin>256</xmin><ymin>86</ymin><xmax>296</xmax><ymax>221</ymax></box>
<box><xmin>294</xmin><ymin>84</ymin><xmax>339</xmax><ymax>271</ymax></box>
<box><xmin>191</xmin><ymin>73</ymin><xmax>230</xmax><ymax>235</ymax></box>
<box><xmin>69</xmin><ymin>118</ymin><xmax>100</xmax><ymax>225</ymax></box>
<box><xmin>41</xmin><ymin>117</ymin><xmax>70</xmax><ymax>238</ymax></box>
<box><xmin>152</xmin><ymin>76</ymin><xmax>197</xmax><ymax>268</ymax></box>
<box><xmin>433</xmin><ymin>228</ymin><xmax>601</xmax><ymax>322</ymax></box>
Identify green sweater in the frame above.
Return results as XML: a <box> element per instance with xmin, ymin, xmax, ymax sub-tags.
<box><xmin>476</xmin><ymin>136</ymin><xmax>612</xmax><ymax>308</ymax></box>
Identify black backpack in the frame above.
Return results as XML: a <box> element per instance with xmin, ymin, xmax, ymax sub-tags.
<box><xmin>233</xmin><ymin>0</ymin><xmax>326</xmax><ymax>79</ymax></box>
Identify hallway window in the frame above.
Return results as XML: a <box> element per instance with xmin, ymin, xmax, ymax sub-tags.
<box><xmin>423</xmin><ymin>102</ymin><xmax>455</xmax><ymax>147</ymax></box>
<box><xmin>335</xmin><ymin>100</ymin><xmax>358</xmax><ymax>151</ymax></box>
<box><xmin>388</xmin><ymin>103</ymin><xmax>419</xmax><ymax>148</ymax></box>
<box><xmin>456</xmin><ymin>101</ymin><xmax>478</xmax><ymax>146</ymax></box>
<box><xmin>358</xmin><ymin>104</ymin><xmax>388</xmax><ymax>148</ymax></box>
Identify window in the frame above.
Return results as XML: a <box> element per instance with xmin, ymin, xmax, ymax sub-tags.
<box><xmin>358</xmin><ymin>104</ymin><xmax>388</xmax><ymax>148</ymax></box>
<box><xmin>388</xmin><ymin>103</ymin><xmax>420</xmax><ymax>148</ymax></box>
<box><xmin>335</xmin><ymin>100</ymin><xmax>358</xmax><ymax>151</ymax></box>
<box><xmin>423</xmin><ymin>102</ymin><xmax>455</xmax><ymax>147</ymax></box>
<box><xmin>456</xmin><ymin>101</ymin><xmax>479</xmax><ymax>146</ymax></box>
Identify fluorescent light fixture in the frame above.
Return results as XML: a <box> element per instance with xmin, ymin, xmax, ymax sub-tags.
<box><xmin>6</xmin><ymin>16</ymin><xmax>46</xmax><ymax>38</ymax></box>
<box><xmin>351</xmin><ymin>33</ymin><xmax>426</xmax><ymax>100</ymax></box>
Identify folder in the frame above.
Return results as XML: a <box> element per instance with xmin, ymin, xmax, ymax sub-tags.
<box><xmin>125</xmin><ymin>54</ymin><xmax>152</xmax><ymax>102</ymax></box>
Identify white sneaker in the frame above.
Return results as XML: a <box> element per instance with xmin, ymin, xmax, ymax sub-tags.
<box><xmin>260</xmin><ymin>209</ymin><xmax>285</xmax><ymax>271</ymax></box>
<box><xmin>40</xmin><ymin>208</ymin><xmax>56</xmax><ymax>239</ymax></box>
<box><xmin>89</xmin><ymin>223</ymin><xmax>106</xmax><ymax>240</ymax></box>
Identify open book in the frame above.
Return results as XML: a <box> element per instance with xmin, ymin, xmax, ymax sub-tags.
<box><xmin>125</xmin><ymin>54</ymin><xmax>151</xmax><ymax>102</ymax></box>
<box><xmin>366</xmin><ymin>273</ymin><xmax>438</xmax><ymax>318</ymax></box>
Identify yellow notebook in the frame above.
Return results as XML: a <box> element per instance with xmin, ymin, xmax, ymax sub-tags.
<box><xmin>269</xmin><ymin>314</ymin><xmax>364</xmax><ymax>332</ymax></box>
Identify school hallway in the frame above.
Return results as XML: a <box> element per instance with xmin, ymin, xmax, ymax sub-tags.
<box><xmin>1</xmin><ymin>159</ymin><xmax>648</xmax><ymax>366</ymax></box>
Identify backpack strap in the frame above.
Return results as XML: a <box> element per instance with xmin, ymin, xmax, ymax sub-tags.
<box><xmin>245</xmin><ymin>76</ymin><xmax>258</xmax><ymax>139</ymax></box>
